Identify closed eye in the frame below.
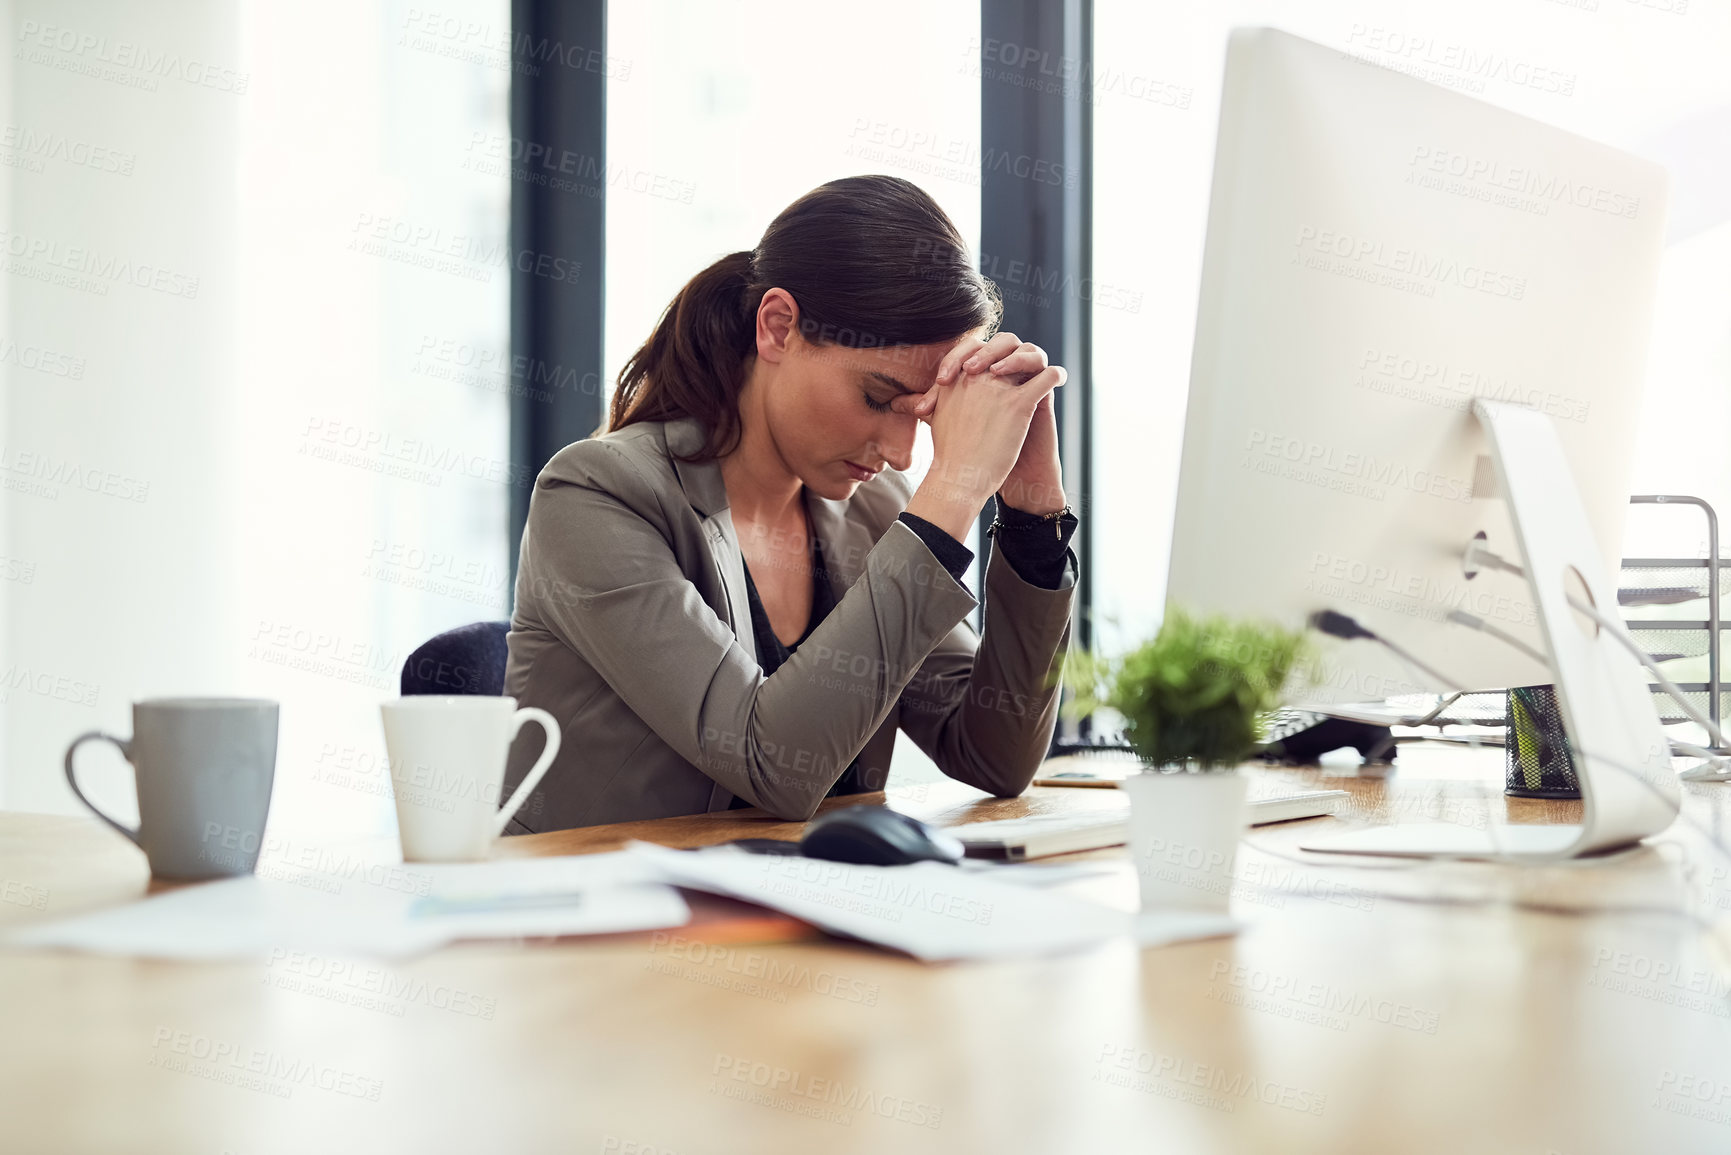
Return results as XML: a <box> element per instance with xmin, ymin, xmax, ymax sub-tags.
<box><xmin>863</xmin><ymin>392</ymin><xmax>894</xmax><ymax>413</ymax></box>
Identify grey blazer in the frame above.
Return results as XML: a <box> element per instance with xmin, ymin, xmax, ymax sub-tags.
<box><xmin>500</xmin><ymin>415</ymin><xmax>1076</xmax><ymax>831</ymax></box>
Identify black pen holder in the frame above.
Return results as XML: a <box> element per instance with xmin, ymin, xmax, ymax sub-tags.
<box><xmin>1504</xmin><ymin>685</ymin><xmax>1581</xmax><ymax>799</ymax></box>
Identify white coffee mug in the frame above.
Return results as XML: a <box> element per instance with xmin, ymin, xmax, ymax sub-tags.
<box><xmin>379</xmin><ymin>696</ymin><xmax>561</xmax><ymax>862</ymax></box>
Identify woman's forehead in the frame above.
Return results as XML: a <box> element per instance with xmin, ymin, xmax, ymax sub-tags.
<box><xmin>807</xmin><ymin>336</ymin><xmax>969</xmax><ymax>385</ymax></box>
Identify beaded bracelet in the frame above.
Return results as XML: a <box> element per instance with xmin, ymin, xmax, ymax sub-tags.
<box><xmin>987</xmin><ymin>498</ymin><xmax>1076</xmax><ymax>540</ymax></box>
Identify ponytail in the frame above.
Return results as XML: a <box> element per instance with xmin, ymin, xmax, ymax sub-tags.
<box><xmin>610</xmin><ymin>250</ymin><xmax>761</xmax><ymax>461</ymax></box>
<box><xmin>609</xmin><ymin>175</ymin><xmax>1001</xmax><ymax>464</ymax></box>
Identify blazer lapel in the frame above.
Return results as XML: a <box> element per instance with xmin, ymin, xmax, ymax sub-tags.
<box><xmin>703</xmin><ymin>508</ymin><xmax>755</xmax><ymax>659</ymax></box>
<box><xmin>663</xmin><ymin>418</ymin><xmax>751</xmax><ymax>813</ymax></box>
<box><xmin>664</xmin><ymin>418</ymin><xmax>756</xmax><ymax>659</ymax></box>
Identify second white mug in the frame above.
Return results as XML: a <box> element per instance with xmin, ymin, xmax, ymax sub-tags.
<box><xmin>380</xmin><ymin>695</ymin><xmax>561</xmax><ymax>862</ymax></box>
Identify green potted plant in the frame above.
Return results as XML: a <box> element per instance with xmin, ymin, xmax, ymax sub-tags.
<box><xmin>1063</xmin><ymin>609</ymin><xmax>1311</xmax><ymax>912</ymax></box>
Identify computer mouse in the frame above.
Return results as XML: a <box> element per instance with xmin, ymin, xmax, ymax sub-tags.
<box><xmin>798</xmin><ymin>806</ymin><xmax>964</xmax><ymax>867</ymax></box>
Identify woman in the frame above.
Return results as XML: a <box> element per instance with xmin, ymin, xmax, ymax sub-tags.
<box><xmin>500</xmin><ymin>174</ymin><xmax>1078</xmax><ymax>831</ymax></box>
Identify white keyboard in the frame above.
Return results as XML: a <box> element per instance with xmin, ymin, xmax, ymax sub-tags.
<box><xmin>948</xmin><ymin>791</ymin><xmax>1348</xmax><ymax>860</ymax></box>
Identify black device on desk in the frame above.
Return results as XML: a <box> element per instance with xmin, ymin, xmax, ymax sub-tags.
<box><xmin>1048</xmin><ymin>709</ymin><xmax>1397</xmax><ymax>769</ymax></box>
<box><xmin>726</xmin><ymin>807</ymin><xmax>965</xmax><ymax>867</ymax></box>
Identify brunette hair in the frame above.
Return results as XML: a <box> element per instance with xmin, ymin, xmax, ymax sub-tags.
<box><xmin>608</xmin><ymin>174</ymin><xmax>1001</xmax><ymax>461</ymax></box>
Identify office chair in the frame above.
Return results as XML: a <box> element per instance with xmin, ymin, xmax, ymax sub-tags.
<box><xmin>400</xmin><ymin>621</ymin><xmax>510</xmax><ymax>696</ymax></box>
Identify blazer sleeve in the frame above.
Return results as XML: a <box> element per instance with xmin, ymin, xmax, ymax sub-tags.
<box><xmin>895</xmin><ymin>539</ymin><xmax>1076</xmax><ymax>796</ymax></box>
<box><xmin>514</xmin><ymin>440</ymin><xmax>980</xmax><ymax>820</ymax></box>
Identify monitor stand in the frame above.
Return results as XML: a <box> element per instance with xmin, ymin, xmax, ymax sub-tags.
<box><xmin>1299</xmin><ymin>401</ymin><xmax>1681</xmax><ymax>863</ymax></box>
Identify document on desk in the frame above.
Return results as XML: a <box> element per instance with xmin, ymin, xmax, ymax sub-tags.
<box><xmin>0</xmin><ymin>852</ymin><xmax>690</xmax><ymax>961</ymax></box>
<box><xmin>627</xmin><ymin>843</ymin><xmax>1236</xmax><ymax>962</ymax></box>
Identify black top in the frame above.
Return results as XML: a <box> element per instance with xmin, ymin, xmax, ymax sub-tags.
<box><xmin>729</xmin><ymin>496</ymin><xmax>1079</xmax><ymax>808</ymax></box>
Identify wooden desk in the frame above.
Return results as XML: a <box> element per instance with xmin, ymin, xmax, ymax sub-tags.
<box><xmin>4</xmin><ymin>744</ymin><xmax>1731</xmax><ymax>1154</ymax></box>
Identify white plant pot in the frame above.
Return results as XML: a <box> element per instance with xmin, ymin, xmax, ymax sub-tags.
<box><xmin>1121</xmin><ymin>768</ymin><xmax>1250</xmax><ymax>913</ymax></box>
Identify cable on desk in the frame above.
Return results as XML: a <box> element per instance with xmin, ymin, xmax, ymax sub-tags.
<box><xmin>1273</xmin><ymin>609</ymin><xmax>1731</xmax><ymax>952</ymax></box>
<box><xmin>1457</xmin><ymin>544</ymin><xmax>1731</xmax><ymax>772</ymax></box>
<box><xmin>1309</xmin><ymin>609</ymin><xmax>1463</xmax><ymax>695</ymax></box>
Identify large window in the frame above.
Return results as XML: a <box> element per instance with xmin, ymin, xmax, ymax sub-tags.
<box><xmin>606</xmin><ymin>2</ymin><xmax>982</xmax><ymax>500</ymax></box>
<box><xmin>606</xmin><ymin>0</ymin><xmax>982</xmax><ymax>785</ymax></box>
<box><xmin>234</xmin><ymin>0</ymin><xmax>512</xmax><ymax>838</ymax></box>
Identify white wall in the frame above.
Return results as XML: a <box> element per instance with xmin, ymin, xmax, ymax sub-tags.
<box><xmin>2</xmin><ymin>1</ymin><xmax>509</xmax><ymax>837</ymax></box>
<box><xmin>3</xmin><ymin>0</ymin><xmax>241</xmax><ymax>817</ymax></box>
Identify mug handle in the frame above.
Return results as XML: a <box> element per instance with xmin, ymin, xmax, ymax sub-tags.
<box><xmin>64</xmin><ymin>731</ymin><xmax>143</xmax><ymax>847</ymax></box>
<box><xmin>493</xmin><ymin>707</ymin><xmax>562</xmax><ymax>836</ymax></box>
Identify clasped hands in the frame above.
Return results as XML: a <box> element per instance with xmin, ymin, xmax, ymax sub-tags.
<box><xmin>889</xmin><ymin>331</ymin><xmax>1068</xmax><ymax>517</ymax></box>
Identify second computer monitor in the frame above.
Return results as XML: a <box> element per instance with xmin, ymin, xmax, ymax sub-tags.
<box><xmin>1166</xmin><ymin>27</ymin><xmax>1670</xmax><ymax>706</ymax></box>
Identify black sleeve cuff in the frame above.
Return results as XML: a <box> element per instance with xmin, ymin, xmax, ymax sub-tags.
<box><xmin>990</xmin><ymin>496</ymin><xmax>1078</xmax><ymax>590</ymax></box>
<box><xmin>896</xmin><ymin>512</ymin><xmax>974</xmax><ymax>584</ymax></box>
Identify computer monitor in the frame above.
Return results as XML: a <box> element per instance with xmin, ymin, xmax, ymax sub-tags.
<box><xmin>1167</xmin><ymin>27</ymin><xmax>1670</xmax><ymax>710</ymax></box>
<box><xmin>1165</xmin><ymin>28</ymin><xmax>1679</xmax><ymax>859</ymax></box>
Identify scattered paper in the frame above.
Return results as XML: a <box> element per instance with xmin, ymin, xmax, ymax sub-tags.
<box><xmin>2</xmin><ymin>876</ymin><xmax>450</xmax><ymax>960</ymax></box>
<box><xmin>0</xmin><ymin>842</ymin><xmax>1236</xmax><ymax>963</ymax></box>
<box><xmin>626</xmin><ymin>841</ymin><xmax>1131</xmax><ymax>962</ymax></box>
<box><xmin>956</xmin><ymin>860</ymin><xmax>1124</xmax><ymax>887</ymax></box>
<box><xmin>399</xmin><ymin>850</ymin><xmax>671</xmax><ymax>899</ymax></box>
<box><xmin>406</xmin><ymin>884</ymin><xmax>687</xmax><ymax>942</ymax></box>
<box><xmin>1</xmin><ymin>850</ymin><xmax>690</xmax><ymax>961</ymax></box>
